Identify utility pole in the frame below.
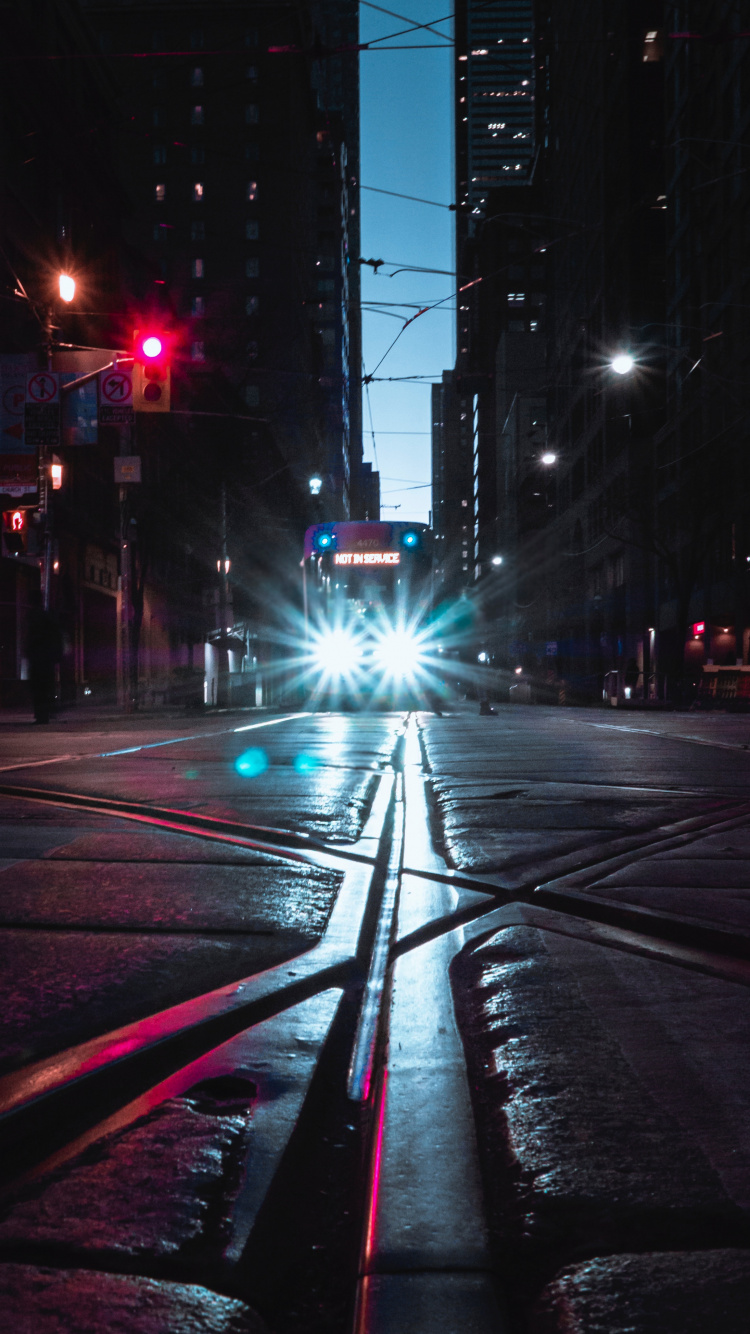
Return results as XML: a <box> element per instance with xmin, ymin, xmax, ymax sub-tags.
<box><xmin>216</xmin><ymin>480</ymin><xmax>230</xmax><ymax>707</ymax></box>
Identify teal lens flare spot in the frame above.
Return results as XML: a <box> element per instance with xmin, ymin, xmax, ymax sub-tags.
<box><xmin>294</xmin><ymin>753</ymin><xmax>319</xmax><ymax>774</ymax></box>
<box><xmin>235</xmin><ymin>748</ymin><xmax>269</xmax><ymax>778</ymax></box>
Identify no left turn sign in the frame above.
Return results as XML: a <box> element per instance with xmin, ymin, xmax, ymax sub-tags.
<box><xmin>100</xmin><ymin>370</ymin><xmax>133</xmax><ymax>406</ymax></box>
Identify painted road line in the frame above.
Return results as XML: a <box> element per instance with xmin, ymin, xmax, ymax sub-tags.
<box><xmin>0</xmin><ymin>712</ymin><xmax>309</xmax><ymax>773</ymax></box>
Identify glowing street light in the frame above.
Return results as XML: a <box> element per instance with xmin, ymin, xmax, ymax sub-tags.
<box><xmin>491</xmin><ymin>555</ymin><xmax>503</xmax><ymax>566</ymax></box>
<box><xmin>58</xmin><ymin>274</ymin><xmax>75</xmax><ymax>303</ymax></box>
<box><xmin>541</xmin><ymin>451</ymin><xmax>557</xmax><ymax>465</ymax></box>
<box><xmin>309</xmin><ymin>476</ymin><xmax>323</xmax><ymax>496</ymax></box>
<box><xmin>611</xmin><ymin>353</ymin><xmax>634</xmax><ymax>376</ymax></box>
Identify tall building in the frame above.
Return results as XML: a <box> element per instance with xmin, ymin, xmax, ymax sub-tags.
<box><xmin>454</xmin><ymin>0</ymin><xmax>536</xmax><ymax>222</ymax></box>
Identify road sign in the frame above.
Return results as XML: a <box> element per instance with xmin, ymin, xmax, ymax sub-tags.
<box><xmin>26</xmin><ymin>372</ymin><xmax>59</xmax><ymax>405</ymax></box>
<box><xmin>114</xmin><ymin>455</ymin><xmax>141</xmax><ymax>484</ymax></box>
<box><xmin>100</xmin><ymin>368</ymin><xmax>134</xmax><ymax>426</ymax></box>
<box><xmin>25</xmin><ymin>373</ymin><xmax>60</xmax><ymax>454</ymax></box>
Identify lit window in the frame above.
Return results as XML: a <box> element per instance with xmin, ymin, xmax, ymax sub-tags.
<box><xmin>245</xmin><ymin>257</ymin><xmax>259</xmax><ymax>278</ymax></box>
<box><xmin>245</xmin><ymin>104</ymin><xmax>259</xmax><ymax>125</ymax></box>
<box><xmin>246</xmin><ymin>295</ymin><xmax>259</xmax><ymax>316</ymax></box>
<box><xmin>191</xmin><ymin>341</ymin><xmax>205</xmax><ymax>361</ymax></box>
<box><xmin>191</xmin><ymin>105</ymin><xmax>204</xmax><ymax>125</ymax></box>
<box><xmin>191</xmin><ymin>220</ymin><xmax>205</xmax><ymax>241</ymax></box>
<box><xmin>247</xmin><ymin>180</ymin><xmax>258</xmax><ymax>201</ymax></box>
<box><xmin>153</xmin><ymin>146</ymin><xmax>167</xmax><ymax>164</ymax></box>
<box><xmin>155</xmin><ymin>183</ymin><xmax>165</xmax><ymax>202</ymax></box>
<box><xmin>191</xmin><ymin>67</ymin><xmax>203</xmax><ymax>86</ymax></box>
<box><xmin>245</xmin><ymin>220</ymin><xmax>259</xmax><ymax>240</ymax></box>
<box><xmin>192</xmin><ymin>257</ymin><xmax>204</xmax><ymax>278</ymax></box>
<box><xmin>192</xmin><ymin>296</ymin><xmax>204</xmax><ymax>317</ymax></box>
<box><xmin>193</xmin><ymin>182</ymin><xmax>204</xmax><ymax>201</ymax></box>
<box><xmin>507</xmin><ymin>293</ymin><xmax>525</xmax><ymax>305</ymax></box>
<box><xmin>245</xmin><ymin>385</ymin><xmax>260</xmax><ymax>407</ymax></box>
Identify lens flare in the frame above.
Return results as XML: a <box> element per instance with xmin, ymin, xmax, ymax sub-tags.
<box><xmin>294</xmin><ymin>752</ymin><xmax>320</xmax><ymax>774</ymax></box>
<box><xmin>235</xmin><ymin>748</ymin><xmax>268</xmax><ymax>777</ymax></box>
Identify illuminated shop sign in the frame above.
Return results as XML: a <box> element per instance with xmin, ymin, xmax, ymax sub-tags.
<box><xmin>334</xmin><ymin>551</ymin><xmax>400</xmax><ymax>566</ymax></box>
<box><xmin>692</xmin><ymin>621</ymin><xmax>706</xmax><ymax>636</ymax></box>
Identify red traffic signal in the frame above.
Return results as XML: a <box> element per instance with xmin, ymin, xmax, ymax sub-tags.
<box><xmin>133</xmin><ymin>328</ymin><xmax>171</xmax><ymax>412</ymax></box>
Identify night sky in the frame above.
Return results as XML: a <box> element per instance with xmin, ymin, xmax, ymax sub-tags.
<box><xmin>359</xmin><ymin>1</ymin><xmax>453</xmax><ymax>524</ymax></box>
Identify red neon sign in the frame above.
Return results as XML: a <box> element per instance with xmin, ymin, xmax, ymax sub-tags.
<box><xmin>334</xmin><ymin>552</ymin><xmax>400</xmax><ymax>566</ymax></box>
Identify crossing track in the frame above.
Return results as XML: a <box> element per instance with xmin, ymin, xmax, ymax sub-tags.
<box><xmin>2</xmin><ymin>711</ymin><xmax>750</xmax><ymax>1331</ymax></box>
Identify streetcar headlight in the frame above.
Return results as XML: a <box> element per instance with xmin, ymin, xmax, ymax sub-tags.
<box><xmin>312</xmin><ymin>627</ymin><xmax>360</xmax><ymax>675</ymax></box>
<box><xmin>374</xmin><ymin>628</ymin><xmax>425</xmax><ymax>679</ymax></box>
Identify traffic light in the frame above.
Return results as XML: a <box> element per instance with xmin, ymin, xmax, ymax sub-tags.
<box><xmin>2</xmin><ymin>509</ymin><xmax>31</xmax><ymax>557</ymax></box>
<box><xmin>133</xmin><ymin>329</ymin><xmax>171</xmax><ymax>412</ymax></box>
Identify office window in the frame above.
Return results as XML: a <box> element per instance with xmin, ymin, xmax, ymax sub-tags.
<box><xmin>191</xmin><ymin>146</ymin><xmax>205</xmax><ymax>165</ymax></box>
<box><xmin>155</xmin><ymin>183</ymin><xmax>166</xmax><ymax>202</ymax></box>
<box><xmin>191</xmin><ymin>105</ymin><xmax>204</xmax><ymax>125</ymax></box>
<box><xmin>245</xmin><ymin>104</ymin><xmax>259</xmax><ymax>125</ymax></box>
<box><xmin>192</xmin><ymin>296</ymin><xmax>205</xmax><ymax>317</ymax></box>
<box><xmin>191</xmin><ymin>67</ymin><xmax>204</xmax><ymax>87</ymax></box>
<box><xmin>191</xmin><ymin>220</ymin><xmax>205</xmax><ymax>241</ymax></box>
<box><xmin>153</xmin><ymin>146</ymin><xmax>167</xmax><ymax>164</ymax></box>
<box><xmin>317</xmin><ymin>278</ymin><xmax>335</xmax><ymax>294</ymax></box>
<box><xmin>245</xmin><ymin>220</ymin><xmax>259</xmax><ymax>240</ymax></box>
<box><xmin>191</xmin><ymin>341</ymin><xmax>205</xmax><ymax>362</ymax></box>
<box><xmin>245</xmin><ymin>258</ymin><xmax>259</xmax><ymax>279</ymax></box>
<box><xmin>192</xmin><ymin>258</ymin><xmax>204</xmax><ymax>278</ymax></box>
<box><xmin>244</xmin><ymin>385</ymin><xmax>260</xmax><ymax>408</ymax></box>
<box><xmin>247</xmin><ymin>181</ymin><xmax>258</xmax><ymax>201</ymax></box>
<box><xmin>193</xmin><ymin>182</ymin><xmax>204</xmax><ymax>201</ymax></box>
<box><xmin>246</xmin><ymin>296</ymin><xmax>259</xmax><ymax>316</ymax></box>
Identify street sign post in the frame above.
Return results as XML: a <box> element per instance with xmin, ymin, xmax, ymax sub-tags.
<box><xmin>99</xmin><ymin>368</ymin><xmax>134</xmax><ymax>426</ymax></box>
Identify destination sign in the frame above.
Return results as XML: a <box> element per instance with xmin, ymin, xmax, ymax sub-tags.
<box><xmin>334</xmin><ymin>551</ymin><xmax>400</xmax><ymax>566</ymax></box>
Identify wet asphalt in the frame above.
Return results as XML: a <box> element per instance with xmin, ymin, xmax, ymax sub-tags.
<box><xmin>1</xmin><ymin>702</ymin><xmax>750</xmax><ymax>1333</ymax></box>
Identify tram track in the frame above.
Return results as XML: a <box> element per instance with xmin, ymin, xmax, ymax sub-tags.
<box><xmin>3</xmin><ymin>712</ymin><xmax>750</xmax><ymax>1330</ymax></box>
<box><xmin>3</xmin><ymin>732</ymin><xmax>750</xmax><ymax>1190</ymax></box>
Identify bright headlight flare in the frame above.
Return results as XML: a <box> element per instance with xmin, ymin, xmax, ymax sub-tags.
<box><xmin>311</xmin><ymin>626</ymin><xmax>361</xmax><ymax>676</ymax></box>
<box><xmin>373</xmin><ymin>627</ymin><xmax>426</xmax><ymax>679</ymax></box>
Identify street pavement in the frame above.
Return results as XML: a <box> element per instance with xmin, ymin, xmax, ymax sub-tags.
<box><xmin>423</xmin><ymin>704</ymin><xmax>750</xmax><ymax>1332</ymax></box>
<box><xmin>0</xmin><ymin>703</ymin><xmax>749</xmax><ymax>1331</ymax></box>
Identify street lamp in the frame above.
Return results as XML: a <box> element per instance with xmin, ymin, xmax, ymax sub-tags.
<box><xmin>58</xmin><ymin>274</ymin><xmax>75</xmax><ymax>303</ymax></box>
<box><xmin>541</xmin><ymin>452</ymin><xmax>557</xmax><ymax>465</ymax></box>
<box><xmin>611</xmin><ymin>353</ymin><xmax>634</xmax><ymax>376</ymax></box>
<box><xmin>491</xmin><ymin>554</ymin><xmax>503</xmax><ymax>566</ymax></box>
<box><xmin>309</xmin><ymin>475</ymin><xmax>323</xmax><ymax>496</ymax></box>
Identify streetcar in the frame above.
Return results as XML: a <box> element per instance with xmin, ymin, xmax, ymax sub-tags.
<box><xmin>302</xmin><ymin>519</ymin><xmax>436</xmax><ymax>707</ymax></box>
